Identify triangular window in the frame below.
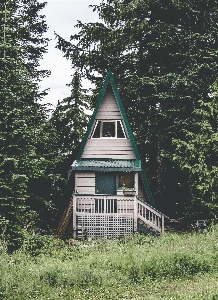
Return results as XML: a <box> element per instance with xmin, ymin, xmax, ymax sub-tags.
<box><xmin>91</xmin><ymin>120</ymin><xmax>126</xmax><ymax>138</ymax></box>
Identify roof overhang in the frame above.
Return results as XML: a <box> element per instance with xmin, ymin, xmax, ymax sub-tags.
<box><xmin>72</xmin><ymin>159</ymin><xmax>141</xmax><ymax>172</ymax></box>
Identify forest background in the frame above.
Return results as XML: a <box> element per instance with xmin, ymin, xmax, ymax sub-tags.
<box><xmin>0</xmin><ymin>0</ymin><xmax>217</xmax><ymax>249</ymax></box>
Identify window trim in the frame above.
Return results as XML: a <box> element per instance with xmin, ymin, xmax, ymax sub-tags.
<box><xmin>91</xmin><ymin>120</ymin><xmax>127</xmax><ymax>139</ymax></box>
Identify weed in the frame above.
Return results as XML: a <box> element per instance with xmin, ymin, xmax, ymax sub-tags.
<box><xmin>1</xmin><ymin>227</ymin><xmax>218</xmax><ymax>299</ymax></box>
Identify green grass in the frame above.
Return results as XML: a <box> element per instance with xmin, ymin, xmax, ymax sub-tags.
<box><xmin>1</xmin><ymin>226</ymin><xmax>218</xmax><ymax>299</ymax></box>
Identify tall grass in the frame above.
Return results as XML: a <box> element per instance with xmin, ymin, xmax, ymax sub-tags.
<box><xmin>1</xmin><ymin>227</ymin><xmax>218</xmax><ymax>299</ymax></box>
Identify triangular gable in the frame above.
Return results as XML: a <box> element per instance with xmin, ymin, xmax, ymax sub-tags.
<box><xmin>76</xmin><ymin>70</ymin><xmax>140</xmax><ymax>161</ymax></box>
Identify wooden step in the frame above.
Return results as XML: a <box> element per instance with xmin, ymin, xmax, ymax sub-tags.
<box><xmin>56</xmin><ymin>200</ymin><xmax>73</xmax><ymax>236</ymax></box>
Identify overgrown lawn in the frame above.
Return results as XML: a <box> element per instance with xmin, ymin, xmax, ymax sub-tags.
<box><xmin>1</xmin><ymin>227</ymin><xmax>218</xmax><ymax>299</ymax></box>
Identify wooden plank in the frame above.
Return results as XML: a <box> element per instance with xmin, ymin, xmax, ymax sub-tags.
<box><xmin>96</xmin><ymin>89</ymin><xmax>122</xmax><ymax>120</ymax></box>
<box><xmin>76</xmin><ymin>186</ymin><xmax>95</xmax><ymax>194</ymax></box>
<box><xmin>96</xmin><ymin>114</ymin><xmax>122</xmax><ymax>120</ymax></box>
<box><xmin>85</xmin><ymin>139</ymin><xmax>132</xmax><ymax>146</ymax></box>
<box><xmin>98</xmin><ymin>106</ymin><xmax>120</xmax><ymax>111</ymax></box>
<box><xmin>84</xmin><ymin>145</ymin><xmax>132</xmax><ymax>150</ymax></box>
<box><xmin>82</xmin><ymin>138</ymin><xmax>135</xmax><ymax>159</ymax></box>
<box><xmin>83</xmin><ymin>150</ymin><xmax>134</xmax><ymax>155</ymax></box>
<box><xmin>82</xmin><ymin>153</ymin><xmax>135</xmax><ymax>159</ymax></box>
<box><xmin>77</xmin><ymin>177</ymin><xmax>95</xmax><ymax>186</ymax></box>
<box><xmin>101</xmin><ymin>91</ymin><xmax>117</xmax><ymax>104</ymax></box>
<box><xmin>76</xmin><ymin>172</ymin><xmax>95</xmax><ymax>178</ymax></box>
<box><xmin>97</xmin><ymin>111</ymin><xmax>121</xmax><ymax>115</ymax></box>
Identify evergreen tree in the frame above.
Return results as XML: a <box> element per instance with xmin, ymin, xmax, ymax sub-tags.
<box><xmin>0</xmin><ymin>0</ymin><xmax>52</xmax><ymax>247</ymax></box>
<box><xmin>56</xmin><ymin>0</ymin><xmax>218</xmax><ymax>216</ymax></box>
<box><xmin>172</xmin><ymin>82</ymin><xmax>218</xmax><ymax>219</ymax></box>
<box><xmin>49</xmin><ymin>72</ymin><xmax>90</xmax><ymax>217</ymax></box>
<box><xmin>51</xmin><ymin>71</ymin><xmax>90</xmax><ymax>155</ymax></box>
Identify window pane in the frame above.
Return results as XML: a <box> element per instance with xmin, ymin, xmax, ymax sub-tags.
<box><xmin>117</xmin><ymin>121</ymin><xmax>125</xmax><ymax>138</ymax></box>
<box><xmin>102</xmin><ymin>122</ymin><xmax>115</xmax><ymax>137</ymax></box>
<box><xmin>119</xmin><ymin>172</ymin><xmax>134</xmax><ymax>188</ymax></box>
<box><xmin>92</xmin><ymin>121</ymin><xmax>101</xmax><ymax>138</ymax></box>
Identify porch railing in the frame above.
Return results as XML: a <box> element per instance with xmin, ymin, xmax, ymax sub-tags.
<box><xmin>72</xmin><ymin>194</ymin><xmax>164</xmax><ymax>237</ymax></box>
<box><xmin>137</xmin><ymin>198</ymin><xmax>164</xmax><ymax>235</ymax></box>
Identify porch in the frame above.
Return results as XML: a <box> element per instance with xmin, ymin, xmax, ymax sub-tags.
<box><xmin>72</xmin><ymin>194</ymin><xmax>165</xmax><ymax>239</ymax></box>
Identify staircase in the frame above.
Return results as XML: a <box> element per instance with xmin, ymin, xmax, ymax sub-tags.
<box><xmin>56</xmin><ymin>200</ymin><xmax>73</xmax><ymax>236</ymax></box>
<box><xmin>136</xmin><ymin>197</ymin><xmax>165</xmax><ymax>236</ymax></box>
<box><xmin>137</xmin><ymin>220</ymin><xmax>159</xmax><ymax>237</ymax></box>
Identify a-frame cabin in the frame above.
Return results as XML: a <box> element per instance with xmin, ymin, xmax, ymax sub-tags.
<box><xmin>58</xmin><ymin>70</ymin><xmax>165</xmax><ymax>239</ymax></box>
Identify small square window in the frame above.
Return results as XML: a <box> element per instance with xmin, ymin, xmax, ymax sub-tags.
<box><xmin>119</xmin><ymin>172</ymin><xmax>134</xmax><ymax>189</ymax></box>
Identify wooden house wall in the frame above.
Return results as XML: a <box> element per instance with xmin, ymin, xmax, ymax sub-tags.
<box><xmin>95</xmin><ymin>88</ymin><xmax>122</xmax><ymax>120</ymax></box>
<box><xmin>81</xmin><ymin>139</ymin><xmax>135</xmax><ymax>159</ymax></box>
<box><xmin>81</xmin><ymin>87</ymin><xmax>135</xmax><ymax>159</ymax></box>
<box><xmin>75</xmin><ymin>172</ymin><xmax>95</xmax><ymax>194</ymax></box>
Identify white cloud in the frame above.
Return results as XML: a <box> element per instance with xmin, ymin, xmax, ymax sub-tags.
<box><xmin>39</xmin><ymin>0</ymin><xmax>101</xmax><ymax>107</ymax></box>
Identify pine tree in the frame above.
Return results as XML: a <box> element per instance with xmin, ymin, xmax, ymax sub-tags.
<box><xmin>172</xmin><ymin>82</ymin><xmax>218</xmax><ymax>218</ymax></box>
<box><xmin>49</xmin><ymin>72</ymin><xmax>90</xmax><ymax>218</ymax></box>
<box><xmin>0</xmin><ymin>0</ymin><xmax>51</xmax><ymax>247</ymax></box>
<box><xmin>51</xmin><ymin>71</ymin><xmax>90</xmax><ymax>155</ymax></box>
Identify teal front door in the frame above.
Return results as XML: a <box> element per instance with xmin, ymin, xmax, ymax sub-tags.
<box><xmin>95</xmin><ymin>172</ymin><xmax>116</xmax><ymax>195</ymax></box>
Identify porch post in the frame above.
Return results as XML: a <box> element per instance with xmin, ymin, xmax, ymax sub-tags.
<box><xmin>73</xmin><ymin>195</ymin><xmax>77</xmax><ymax>239</ymax></box>
<box><xmin>161</xmin><ymin>214</ymin><xmax>165</xmax><ymax>236</ymax></box>
<box><xmin>133</xmin><ymin>195</ymin><xmax>137</xmax><ymax>232</ymax></box>
<box><xmin>104</xmin><ymin>196</ymin><xmax>106</xmax><ymax>213</ymax></box>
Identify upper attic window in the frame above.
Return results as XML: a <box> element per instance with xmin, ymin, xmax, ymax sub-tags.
<box><xmin>91</xmin><ymin>120</ymin><xmax>126</xmax><ymax>138</ymax></box>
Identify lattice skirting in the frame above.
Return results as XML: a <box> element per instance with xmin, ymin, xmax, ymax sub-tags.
<box><xmin>76</xmin><ymin>214</ymin><xmax>133</xmax><ymax>239</ymax></box>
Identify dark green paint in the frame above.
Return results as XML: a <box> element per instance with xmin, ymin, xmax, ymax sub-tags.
<box><xmin>96</xmin><ymin>173</ymin><xmax>116</xmax><ymax>194</ymax></box>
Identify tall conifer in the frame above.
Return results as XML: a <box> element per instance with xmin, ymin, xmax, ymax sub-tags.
<box><xmin>0</xmin><ymin>0</ymin><xmax>51</xmax><ymax>246</ymax></box>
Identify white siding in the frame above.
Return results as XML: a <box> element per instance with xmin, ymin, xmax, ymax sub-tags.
<box><xmin>75</xmin><ymin>172</ymin><xmax>95</xmax><ymax>194</ymax></box>
<box><xmin>81</xmin><ymin>138</ymin><xmax>135</xmax><ymax>159</ymax></box>
<box><xmin>80</xmin><ymin>85</ymin><xmax>136</xmax><ymax>159</ymax></box>
<box><xmin>96</xmin><ymin>89</ymin><xmax>122</xmax><ymax>120</ymax></box>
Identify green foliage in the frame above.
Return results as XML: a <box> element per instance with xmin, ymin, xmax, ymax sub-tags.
<box><xmin>172</xmin><ymin>84</ymin><xmax>218</xmax><ymax>218</ymax></box>
<box><xmin>50</xmin><ymin>71</ymin><xmax>90</xmax><ymax>155</ymax></box>
<box><xmin>55</xmin><ymin>0</ymin><xmax>218</xmax><ymax>217</ymax></box>
<box><xmin>0</xmin><ymin>0</ymin><xmax>61</xmax><ymax>247</ymax></box>
<box><xmin>48</xmin><ymin>71</ymin><xmax>91</xmax><ymax>220</ymax></box>
<box><xmin>1</xmin><ymin>230</ymin><xmax>218</xmax><ymax>299</ymax></box>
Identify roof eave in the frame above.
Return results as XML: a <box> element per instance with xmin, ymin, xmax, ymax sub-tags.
<box><xmin>72</xmin><ymin>166</ymin><xmax>141</xmax><ymax>172</ymax></box>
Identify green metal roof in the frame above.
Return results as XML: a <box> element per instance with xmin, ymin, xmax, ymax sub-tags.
<box><xmin>72</xmin><ymin>159</ymin><xmax>141</xmax><ymax>171</ymax></box>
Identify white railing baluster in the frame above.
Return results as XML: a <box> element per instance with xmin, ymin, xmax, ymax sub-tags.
<box><xmin>73</xmin><ymin>195</ymin><xmax>164</xmax><ymax>237</ymax></box>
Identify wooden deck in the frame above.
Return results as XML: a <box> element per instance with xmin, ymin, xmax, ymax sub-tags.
<box><xmin>72</xmin><ymin>194</ymin><xmax>164</xmax><ymax>239</ymax></box>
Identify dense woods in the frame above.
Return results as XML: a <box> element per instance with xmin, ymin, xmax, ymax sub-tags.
<box><xmin>56</xmin><ymin>0</ymin><xmax>218</xmax><ymax>219</ymax></box>
<box><xmin>0</xmin><ymin>0</ymin><xmax>218</xmax><ymax>247</ymax></box>
<box><xmin>0</xmin><ymin>0</ymin><xmax>64</xmax><ymax>248</ymax></box>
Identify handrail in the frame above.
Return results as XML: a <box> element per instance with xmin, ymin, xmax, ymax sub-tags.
<box><xmin>136</xmin><ymin>198</ymin><xmax>164</xmax><ymax>234</ymax></box>
<box><xmin>137</xmin><ymin>196</ymin><xmax>169</xmax><ymax>219</ymax></box>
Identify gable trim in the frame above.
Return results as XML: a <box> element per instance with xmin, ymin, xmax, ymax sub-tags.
<box><xmin>76</xmin><ymin>70</ymin><xmax>140</xmax><ymax>161</ymax></box>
